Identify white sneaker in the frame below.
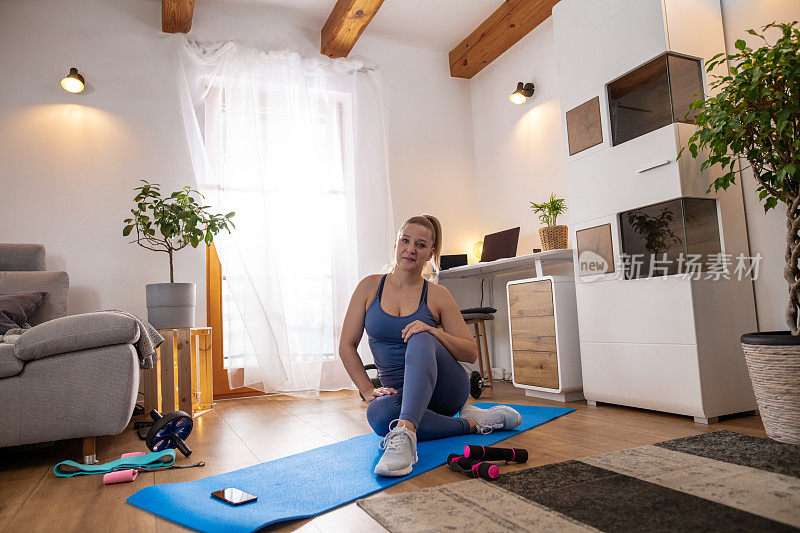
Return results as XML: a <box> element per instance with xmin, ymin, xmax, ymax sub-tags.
<box><xmin>374</xmin><ymin>419</ymin><xmax>418</xmax><ymax>477</ymax></box>
<box><xmin>460</xmin><ymin>404</ymin><xmax>522</xmax><ymax>434</ymax></box>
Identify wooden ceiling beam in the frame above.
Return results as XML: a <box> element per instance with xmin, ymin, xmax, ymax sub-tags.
<box><xmin>449</xmin><ymin>0</ymin><xmax>560</xmax><ymax>79</ymax></box>
<box><xmin>162</xmin><ymin>0</ymin><xmax>195</xmax><ymax>34</ymax></box>
<box><xmin>321</xmin><ymin>0</ymin><xmax>385</xmax><ymax>58</ymax></box>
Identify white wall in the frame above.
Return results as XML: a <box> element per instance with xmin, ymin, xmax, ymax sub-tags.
<box><xmin>0</xmin><ymin>0</ymin><xmax>200</xmax><ymax>320</ymax></box>
<box><xmin>0</xmin><ymin>0</ymin><xmax>477</xmax><ymax>322</ymax></box>
<box><xmin>462</xmin><ymin>19</ymin><xmax>567</xmax><ymax>373</ymax></box>
<box><xmin>469</xmin><ymin>20</ymin><xmax>567</xmax><ymax>255</ymax></box>
<box><xmin>720</xmin><ymin>0</ymin><xmax>800</xmax><ymax>330</ymax></box>
<box><xmin>352</xmin><ymin>35</ymin><xmax>479</xmax><ymax>259</ymax></box>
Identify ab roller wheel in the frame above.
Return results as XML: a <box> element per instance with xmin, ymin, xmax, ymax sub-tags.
<box><xmin>135</xmin><ymin>409</ymin><xmax>194</xmax><ymax>457</ymax></box>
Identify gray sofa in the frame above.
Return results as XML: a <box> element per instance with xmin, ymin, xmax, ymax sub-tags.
<box><xmin>0</xmin><ymin>244</ymin><xmax>140</xmax><ymax>463</ymax></box>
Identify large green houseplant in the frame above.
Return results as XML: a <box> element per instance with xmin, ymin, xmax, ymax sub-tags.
<box><xmin>124</xmin><ymin>180</ymin><xmax>235</xmax><ymax>329</ymax></box>
<box><xmin>530</xmin><ymin>193</ymin><xmax>568</xmax><ymax>251</ymax></box>
<box><xmin>684</xmin><ymin>21</ymin><xmax>799</xmax><ymax>442</ymax></box>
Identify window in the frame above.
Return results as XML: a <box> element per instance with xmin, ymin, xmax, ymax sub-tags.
<box><xmin>204</xmin><ymin>82</ymin><xmax>354</xmax><ymax>391</ymax></box>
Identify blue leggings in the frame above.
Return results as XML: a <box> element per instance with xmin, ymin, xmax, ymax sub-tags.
<box><xmin>366</xmin><ymin>332</ymin><xmax>472</xmax><ymax>440</ymax></box>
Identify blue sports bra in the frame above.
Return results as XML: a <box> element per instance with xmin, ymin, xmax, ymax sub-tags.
<box><xmin>363</xmin><ymin>274</ymin><xmax>436</xmax><ymax>387</ymax></box>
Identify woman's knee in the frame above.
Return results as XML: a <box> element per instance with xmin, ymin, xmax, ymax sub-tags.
<box><xmin>406</xmin><ymin>331</ymin><xmax>437</xmax><ymax>365</ymax></box>
<box><xmin>407</xmin><ymin>331</ymin><xmax>436</xmax><ymax>349</ymax></box>
<box><xmin>366</xmin><ymin>395</ymin><xmax>401</xmax><ymax>436</ymax></box>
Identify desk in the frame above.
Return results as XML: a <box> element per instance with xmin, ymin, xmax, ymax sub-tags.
<box><xmin>439</xmin><ymin>249</ymin><xmax>574</xmax><ymax>307</ymax></box>
<box><xmin>439</xmin><ymin>249</ymin><xmax>573</xmax><ymax>277</ymax></box>
<box><xmin>439</xmin><ymin>250</ymin><xmax>575</xmax><ymax>384</ymax></box>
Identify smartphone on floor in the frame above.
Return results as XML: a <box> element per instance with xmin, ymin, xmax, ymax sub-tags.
<box><xmin>211</xmin><ymin>488</ymin><xmax>258</xmax><ymax>506</ymax></box>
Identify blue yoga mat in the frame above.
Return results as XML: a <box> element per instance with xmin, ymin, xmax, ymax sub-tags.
<box><xmin>127</xmin><ymin>403</ymin><xmax>573</xmax><ymax>532</ymax></box>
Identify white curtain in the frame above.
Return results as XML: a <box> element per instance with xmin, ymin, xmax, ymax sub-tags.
<box><xmin>176</xmin><ymin>38</ymin><xmax>394</xmax><ymax>397</ymax></box>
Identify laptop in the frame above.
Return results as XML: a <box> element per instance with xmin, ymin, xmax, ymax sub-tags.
<box><xmin>480</xmin><ymin>227</ymin><xmax>520</xmax><ymax>262</ymax></box>
<box><xmin>440</xmin><ymin>254</ymin><xmax>468</xmax><ymax>270</ymax></box>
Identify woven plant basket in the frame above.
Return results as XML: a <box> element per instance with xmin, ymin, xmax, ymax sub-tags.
<box><xmin>741</xmin><ymin>331</ymin><xmax>800</xmax><ymax>444</ymax></box>
<box><xmin>539</xmin><ymin>225</ymin><xmax>568</xmax><ymax>251</ymax></box>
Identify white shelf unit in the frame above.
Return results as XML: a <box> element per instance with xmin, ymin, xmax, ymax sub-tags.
<box><xmin>553</xmin><ymin>0</ymin><xmax>757</xmax><ymax>422</ymax></box>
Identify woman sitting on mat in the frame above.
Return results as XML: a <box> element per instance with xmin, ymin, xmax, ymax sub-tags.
<box><xmin>339</xmin><ymin>214</ymin><xmax>522</xmax><ymax>477</ymax></box>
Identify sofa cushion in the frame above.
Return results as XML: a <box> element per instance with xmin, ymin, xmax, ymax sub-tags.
<box><xmin>0</xmin><ymin>243</ymin><xmax>46</xmax><ymax>271</ymax></box>
<box><xmin>0</xmin><ymin>292</ymin><xmax>47</xmax><ymax>334</ymax></box>
<box><xmin>14</xmin><ymin>312</ymin><xmax>140</xmax><ymax>362</ymax></box>
<box><xmin>0</xmin><ymin>271</ymin><xmax>69</xmax><ymax>326</ymax></box>
<box><xmin>0</xmin><ymin>344</ymin><xmax>23</xmax><ymax>378</ymax></box>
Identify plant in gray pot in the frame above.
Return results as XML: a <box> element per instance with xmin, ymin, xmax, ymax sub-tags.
<box><xmin>684</xmin><ymin>22</ymin><xmax>800</xmax><ymax>442</ymax></box>
<box><xmin>123</xmin><ymin>180</ymin><xmax>235</xmax><ymax>330</ymax></box>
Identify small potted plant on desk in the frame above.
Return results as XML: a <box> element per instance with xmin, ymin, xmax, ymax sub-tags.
<box><xmin>684</xmin><ymin>22</ymin><xmax>799</xmax><ymax>442</ymax></box>
<box><xmin>123</xmin><ymin>180</ymin><xmax>235</xmax><ymax>329</ymax></box>
<box><xmin>530</xmin><ymin>193</ymin><xmax>568</xmax><ymax>251</ymax></box>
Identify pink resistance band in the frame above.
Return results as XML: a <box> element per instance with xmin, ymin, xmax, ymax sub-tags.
<box><xmin>104</xmin><ymin>452</ymin><xmax>146</xmax><ymax>484</ymax></box>
<box><xmin>103</xmin><ymin>469</ymin><xmax>138</xmax><ymax>484</ymax></box>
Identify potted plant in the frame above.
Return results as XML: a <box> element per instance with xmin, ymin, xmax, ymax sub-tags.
<box><xmin>123</xmin><ymin>180</ymin><xmax>235</xmax><ymax>329</ymax></box>
<box><xmin>684</xmin><ymin>22</ymin><xmax>799</xmax><ymax>443</ymax></box>
<box><xmin>530</xmin><ymin>193</ymin><xmax>568</xmax><ymax>251</ymax></box>
<box><xmin>626</xmin><ymin>207</ymin><xmax>682</xmax><ymax>256</ymax></box>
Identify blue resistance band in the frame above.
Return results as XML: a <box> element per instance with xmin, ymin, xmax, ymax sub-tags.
<box><xmin>54</xmin><ymin>449</ymin><xmax>176</xmax><ymax>477</ymax></box>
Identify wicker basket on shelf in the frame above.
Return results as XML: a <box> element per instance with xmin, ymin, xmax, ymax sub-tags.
<box><xmin>539</xmin><ymin>225</ymin><xmax>568</xmax><ymax>251</ymax></box>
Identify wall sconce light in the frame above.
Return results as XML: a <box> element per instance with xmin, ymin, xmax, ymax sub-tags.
<box><xmin>60</xmin><ymin>67</ymin><xmax>85</xmax><ymax>93</ymax></box>
<box><xmin>509</xmin><ymin>82</ymin><xmax>534</xmax><ymax>104</ymax></box>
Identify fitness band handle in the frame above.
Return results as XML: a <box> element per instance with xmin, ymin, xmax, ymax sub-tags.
<box><xmin>464</xmin><ymin>444</ymin><xmax>528</xmax><ymax>463</ymax></box>
<box><xmin>447</xmin><ymin>453</ymin><xmax>499</xmax><ymax>479</ymax></box>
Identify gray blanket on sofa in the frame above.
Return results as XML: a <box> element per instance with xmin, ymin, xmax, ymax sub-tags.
<box><xmin>0</xmin><ymin>328</ymin><xmax>27</xmax><ymax>345</ymax></box>
<box><xmin>99</xmin><ymin>310</ymin><xmax>164</xmax><ymax>369</ymax></box>
<box><xmin>1</xmin><ymin>310</ymin><xmax>163</xmax><ymax>369</ymax></box>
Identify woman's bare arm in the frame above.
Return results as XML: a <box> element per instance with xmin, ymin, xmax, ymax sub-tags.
<box><xmin>339</xmin><ymin>276</ymin><xmax>383</xmax><ymax>397</ymax></box>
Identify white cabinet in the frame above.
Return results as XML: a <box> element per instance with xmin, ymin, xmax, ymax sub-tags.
<box><xmin>554</xmin><ymin>0</ymin><xmax>757</xmax><ymax>422</ymax></box>
<box><xmin>566</xmin><ymin>124</ymin><xmax>683</xmax><ymax>225</ymax></box>
<box><xmin>506</xmin><ymin>276</ymin><xmax>583</xmax><ymax>402</ymax></box>
<box><xmin>575</xmin><ymin>277</ymin><xmax>697</xmax><ymax>345</ymax></box>
<box><xmin>553</xmin><ymin>0</ymin><xmax>669</xmax><ymax>108</ymax></box>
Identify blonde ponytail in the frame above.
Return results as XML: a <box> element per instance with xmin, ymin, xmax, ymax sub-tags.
<box><xmin>422</xmin><ymin>214</ymin><xmax>442</xmax><ymax>282</ymax></box>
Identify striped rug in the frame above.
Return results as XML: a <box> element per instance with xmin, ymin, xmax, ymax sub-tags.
<box><xmin>357</xmin><ymin>431</ymin><xmax>800</xmax><ymax>532</ymax></box>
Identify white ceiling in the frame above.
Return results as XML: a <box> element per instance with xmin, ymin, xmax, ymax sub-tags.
<box><xmin>363</xmin><ymin>0</ymin><xmax>502</xmax><ymax>51</ymax></box>
<box><xmin>203</xmin><ymin>0</ymin><xmax>504</xmax><ymax>51</ymax></box>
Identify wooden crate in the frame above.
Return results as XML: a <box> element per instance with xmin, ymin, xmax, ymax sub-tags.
<box><xmin>141</xmin><ymin>327</ymin><xmax>213</xmax><ymax>417</ymax></box>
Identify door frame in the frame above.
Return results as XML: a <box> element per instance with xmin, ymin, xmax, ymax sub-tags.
<box><xmin>207</xmin><ymin>243</ymin><xmax>265</xmax><ymax>400</ymax></box>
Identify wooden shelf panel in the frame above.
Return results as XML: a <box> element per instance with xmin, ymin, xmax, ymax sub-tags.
<box><xmin>509</xmin><ymin>279</ymin><xmax>555</xmax><ymax>317</ymax></box>
<box><xmin>509</xmin><ymin>278</ymin><xmax>559</xmax><ymax>390</ymax></box>
<box><xmin>512</xmin><ymin>349</ymin><xmax>560</xmax><ymax>389</ymax></box>
<box><xmin>509</xmin><ymin>316</ymin><xmax>557</xmax><ymax>351</ymax></box>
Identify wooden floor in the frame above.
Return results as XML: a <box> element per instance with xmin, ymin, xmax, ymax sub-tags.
<box><xmin>0</xmin><ymin>381</ymin><xmax>766</xmax><ymax>532</ymax></box>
